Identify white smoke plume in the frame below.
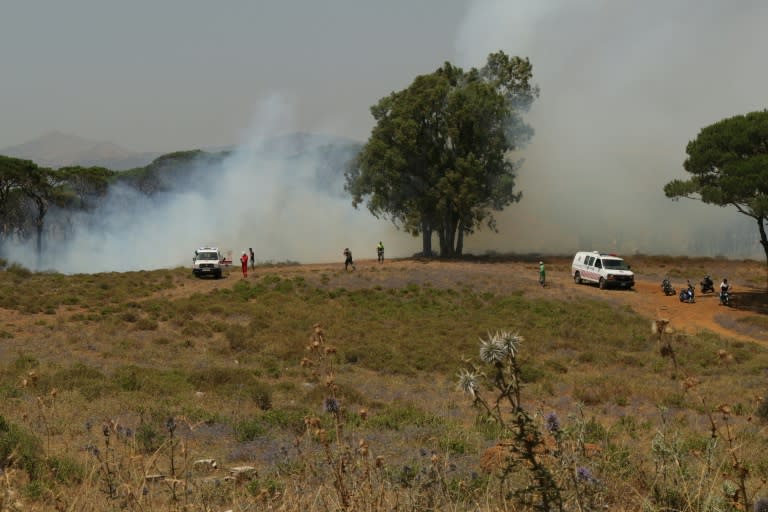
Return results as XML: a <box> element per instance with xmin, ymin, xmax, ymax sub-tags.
<box><xmin>4</xmin><ymin>96</ymin><xmax>412</xmax><ymax>273</ymax></box>
<box><xmin>455</xmin><ymin>0</ymin><xmax>768</xmax><ymax>258</ymax></box>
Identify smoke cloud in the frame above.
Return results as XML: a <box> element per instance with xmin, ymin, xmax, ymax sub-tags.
<box><xmin>4</xmin><ymin>96</ymin><xmax>413</xmax><ymax>273</ymax></box>
<box><xmin>455</xmin><ymin>0</ymin><xmax>768</xmax><ymax>258</ymax></box>
<box><xmin>6</xmin><ymin>2</ymin><xmax>767</xmax><ymax>271</ymax></box>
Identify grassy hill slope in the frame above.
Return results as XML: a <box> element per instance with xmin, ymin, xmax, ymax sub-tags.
<box><xmin>1</xmin><ymin>256</ymin><xmax>767</xmax><ymax>511</ymax></box>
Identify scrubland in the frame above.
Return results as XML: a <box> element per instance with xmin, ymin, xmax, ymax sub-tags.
<box><xmin>1</xmin><ymin>256</ymin><xmax>767</xmax><ymax>511</ymax></box>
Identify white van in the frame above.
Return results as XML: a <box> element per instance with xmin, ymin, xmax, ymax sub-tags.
<box><xmin>192</xmin><ymin>247</ymin><xmax>224</xmax><ymax>279</ymax></box>
<box><xmin>571</xmin><ymin>251</ymin><xmax>634</xmax><ymax>290</ymax></box>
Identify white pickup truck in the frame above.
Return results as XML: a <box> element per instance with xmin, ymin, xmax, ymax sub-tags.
<box><xmin>192</xmin><ymin>247</ymin><xmax>225</xmax><ymax>279</ymax></box>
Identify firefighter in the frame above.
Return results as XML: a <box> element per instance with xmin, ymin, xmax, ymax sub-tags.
<box><xmin>240</xmin><ymin>252</ymin><xmax>248</xmax><ymax>278</ymax></box>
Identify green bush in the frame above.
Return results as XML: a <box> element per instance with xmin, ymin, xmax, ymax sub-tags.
<box><xmin>135</xmin><ymin>422</ymin><xmax>162</xmax><ymax>453</ymax></box>
<box><xmin>6</xmin><ymin>263</ymin><xmax>32</xmax><ymax>279</ymax></box>
<box><xmin>113</xmin><ymin>365</ymin><xmax>143</xmax><ymax>392</ymax></box>
<box><xmin>47</xmin><ymin>454</ymin><xmax>84</xmax><ymax>484</ymax></box>
<box><xmin>0</xmin><ymin>415</ymin><xmax>44</xmax><ymax>480</ymax></box>
<box><xmin>249</xmin><ymin>381</ymin><xmax>272</xmax><ymax>411</ymax></box>
<box><xmin>135</xmin><ymin>317</ymin><xmax>159</xmax><ymax>331</ymax></box>
<box><xmin>225</xmin><ymin>324</ymin><xmax>252</xmax><ymax>352</ymax></box>
<box><xmin>234</xmin><ymin>418</ymin><xmax>265</xmax><ymax>442</ymax></box>
<box><xmin>367</xmin><ymin>402</ymin><xmax>442</xmax><ymax>430</ymax></box>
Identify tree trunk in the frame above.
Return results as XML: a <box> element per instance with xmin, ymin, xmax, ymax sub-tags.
<box><xmin>757</xmin><ymin>216</ymin><xmax>768</xmax><ymax>291</ymax></box>
<box><xmin>456</xmin><ymin>228</ymin><xmax>464</xmax><ymax>256</ymax></box>
<box><xmin>437</xmin><ymin>227</ymin><xmax>448</xmax><ymax>258</ymax></box>
<box><xmin>35</xmin><ymin>220</ymin><xmax>43</xmax><ymax>268</ymax></box>
<box><xmin>421</xmin><ymin>221</ymin><xmax>432</xmax><ymax>257</ymax></box>
<box><xmin>33</xmin><ymin>196</ymin><xmax>47</xmax><ymax>269</ymax></box>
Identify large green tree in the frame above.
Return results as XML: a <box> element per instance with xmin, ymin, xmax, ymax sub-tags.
<box><xmin>664</xmin><ymin>110</ymin><xmax>768</xmax><ymax>282</ymax></box>
<box><xmin>345</xmin><ymin>51</ymin><xmax>539</xmax><ymax>257</ymax></box>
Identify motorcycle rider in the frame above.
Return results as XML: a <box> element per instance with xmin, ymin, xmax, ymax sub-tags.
<box><xmin>680</xmin><ymin>280</ymin><xmax>695</xmax><ymax>303</ymax></box>
<box><xmin>720</xmin><ymin>278</ymin><xmax>730</xmax><ymax>304</ymax></box>
<box><xmin>700</xmin><ymin>275</ymin><xmax>714</xmax><ymax>293</ymax></box>
<box><xmin>662</xmin><ymin>276</ymin><xmax>674</xmax><ymax>295</ymax></box>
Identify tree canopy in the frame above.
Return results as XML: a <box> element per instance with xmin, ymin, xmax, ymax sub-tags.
<box><xmin>345</xmin><ymin>51</ymin><xmax>539</xmax><ymax>257</ymax></box>
<box><xmin>664</xmin><ymin>110</ymin><xmax>768</xmax><ymax>271</ymax></box>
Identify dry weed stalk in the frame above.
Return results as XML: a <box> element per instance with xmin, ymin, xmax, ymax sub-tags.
<box><xmin>654</xmin><ymin>316</ymin><xmax>768</xmax><ymax>510</ymax></box>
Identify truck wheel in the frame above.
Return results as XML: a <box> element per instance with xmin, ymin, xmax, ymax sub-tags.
<box><xmin>215</xmin><ymin>270</ymin><xmax>222</xmax><ymax>279</ymax></box>
<box><xmin>574</xmin><ymin>272</ymin><xmax>582</xmax><ymax>284</ymax></box>
<box><xmin>599</xmin><ymin>278</ymin><xmax>606</xmax><ymax>290</ymax></box>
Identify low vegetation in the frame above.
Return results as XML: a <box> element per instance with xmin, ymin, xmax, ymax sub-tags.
<box><xmin>1</xmin><ymin>258</ymin><xmax>767</xmax><ymax>511</ymax></box>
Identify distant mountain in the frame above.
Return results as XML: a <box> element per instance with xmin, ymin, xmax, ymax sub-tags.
<box><xmin>0</xmin><ymin>131</ymin><xmax>161</xmax><ymax>170</ymax></box>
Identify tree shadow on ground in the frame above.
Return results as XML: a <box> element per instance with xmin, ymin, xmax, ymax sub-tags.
<box><xmin>732</xmin><ymin>290</ymin><xmax>768</xmax><ymax>315</ymax></box>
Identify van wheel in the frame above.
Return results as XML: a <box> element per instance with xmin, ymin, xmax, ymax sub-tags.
<box><xmin>574</xmin><ymin>272</ymin><xmax>582</xmax><ymax>284</ymax></box>
<box><xmin>599</xmin><ymin>278</ymin><xmax>606</xmax><ymax>290</ymax></box>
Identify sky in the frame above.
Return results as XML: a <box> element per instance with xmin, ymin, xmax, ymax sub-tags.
<box><xmin>0</xmin><ymin>0</ymin><xmax>468</xmax><ymax>152</ymax></box>
<box><xmin>2</xmin><ymin>0</ymin><xmax>768</xmax><ymax>270</ymax></box>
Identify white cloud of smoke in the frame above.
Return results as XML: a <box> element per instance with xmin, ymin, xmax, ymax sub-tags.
<box><xmin>6</xmin><ymin>2</ymin><xmax>767</xmax><ymax>271</ymax></box>
<box><xmin>5</xmin><ymin>96</ymin><xmax>412</xmax><ymax>273</ymax></box>
<box><xmin>455</xmin><ymin>0</ymin><xmax>768</xmax><ymax>259</ymax></box>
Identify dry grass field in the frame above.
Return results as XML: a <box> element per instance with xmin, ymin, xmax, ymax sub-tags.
<box><xmin>1</xmin><ymin>254</ymin><xmax>768</xmax><ymax>511</ymax></box>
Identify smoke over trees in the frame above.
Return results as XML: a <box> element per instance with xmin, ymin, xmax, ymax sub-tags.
<box><xmin>1</xmin><ymin>135</ymin><xmax>363</xmax><ymax>272</ymax></box>
<box><xmin>345</xmin><ymin>51</ymin><xmax>538</xmax><ymax>258</ymax></box>
<box><xmin>0</xmin><ymin>152</ymin><xmax>223</xmax><ymax>265</ymax></box>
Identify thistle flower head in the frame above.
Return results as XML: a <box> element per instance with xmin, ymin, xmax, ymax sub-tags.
<box><xmin>479</xmin><ymin>330</ymin><xmax>523</xmax><ymax>363</ymax></box>
<box><xmin>456</xmin><ymin>369</ymin><xmax>479</xmax><ymax>398</ymax></box>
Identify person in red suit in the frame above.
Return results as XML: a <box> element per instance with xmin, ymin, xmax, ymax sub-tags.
<box><xmin>240</xmin><ymin>252</ymin><xmax>248</xmax><ymax>278</ymax></box>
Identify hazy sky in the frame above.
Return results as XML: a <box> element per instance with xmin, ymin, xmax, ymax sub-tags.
<box><xmin>1</xmin><ymin>0</ymin><xmax>468</xmax><ymax>151</ymax></box>
<box><xmin>3</xmin><ymin>0</ymin><xmax>768</xmax><ymax>267</ymax></box>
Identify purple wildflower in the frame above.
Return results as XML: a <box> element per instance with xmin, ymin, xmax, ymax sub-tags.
<box><xmin>324</xmin><ymin>397</ymin><xmax>340</xmax><ymax>414</ymax></box>
<box><xmin>545</xmin><ymin>412</ymin><xmax>560</xmax><ymax>433</ymax></box>
<box><xmin>576</xmin><ymin>466</ymin><xmax>594</xmax><ymax>482</ymax></box>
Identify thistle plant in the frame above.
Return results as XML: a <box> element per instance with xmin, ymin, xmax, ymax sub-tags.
<box><xmin>458</xmin><ymin>330</ymin><xmax>563</xmax><ymax>511</ymax></box>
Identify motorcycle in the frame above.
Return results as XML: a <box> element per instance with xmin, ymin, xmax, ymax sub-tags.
<box><xmin>661</xmin><ymin>277</ymin><xmax>676</xmax><ymax>296</ymax></box>
<box><xmin>700</xmin><ymin>275</ymin><xmax>714</xmax><ymax>294</ymax></box>
<box><xmin>719</xmin><ymin>288</ymin><xmax>731</xmax><ymax>307</ymax></box>
<box><xmin>679</xmin><ymin>283</ymin><xmax>696</xmax><ymax>303</ymax></box>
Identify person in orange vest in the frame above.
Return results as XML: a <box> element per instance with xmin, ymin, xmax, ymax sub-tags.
<box><xmin>240</xmin><ymin>251</ymin><xmax>249</xmax><ymax>278</ymax></box>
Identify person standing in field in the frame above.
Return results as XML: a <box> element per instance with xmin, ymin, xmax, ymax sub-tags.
<box><xmin>377</xmin><ymin>241</ymin><xmax>384</xmax><ymax>264</ymax></box>
<box><xmin>343</xmin><ymin>248</ymin><xmax>355</xmax><ymax>271</ymax></box>
<box><xmin>538</xmin><ymin>261</ymin><xmax>546</xmax><ymax>287</ymax></box>
<box><xmin>240</xmin><ymin>252</ymin><xmax>248</xmax><ymax>278</ymax></box>
<box><xmin>249</xmin><ymin>247</ymin><xmax>255</xmax><ymax>271</ymax></box>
